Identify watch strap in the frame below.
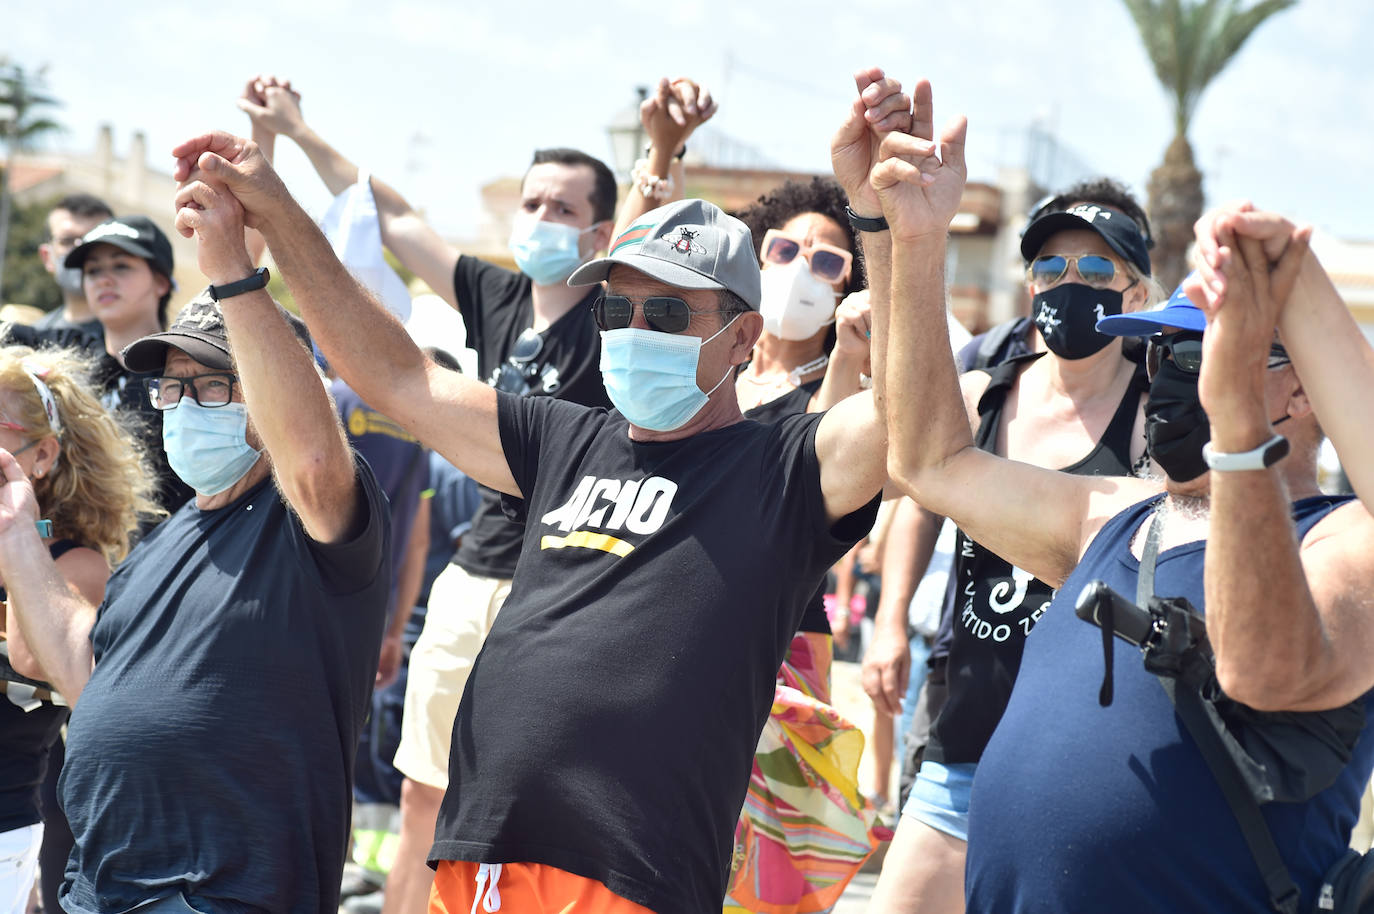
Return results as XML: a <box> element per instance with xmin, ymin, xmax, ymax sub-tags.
<box><xmin>1202</xmin><ymin>434</ymin><xmax>1290</xmax><ymax>472</ymax></box>
<box><xmin>208</xmin><ymin>267</ymin><xmax>270</xmax><ymax>302</ymax></box>
<box><xmin>845</xmin><ymin>205</ymin><xmax>889</xmax><ymax>233</ymax></box>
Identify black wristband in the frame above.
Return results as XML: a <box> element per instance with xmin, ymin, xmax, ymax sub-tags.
<box><xmin>644</xmin><ymin>144</ymin><xmax>688</xmax><ymax>161</ymax></box>
<box><xmin>208</xmin><ymin>266</ymin><xmax>270</xmax><ymax>302</ymax></box>
<box><xmin>845</xmin><ymin>205</ymin><xmax>888</xmax><ymax>233</ymax></box>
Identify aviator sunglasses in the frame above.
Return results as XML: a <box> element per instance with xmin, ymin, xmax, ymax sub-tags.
<box><xmin>593</xmin><ymin>295</ymin><xmax>733</xmax><ymax>334</ymax></box>
<box><xmin>1146</xmin><ymin>331</ymin><xmax>1291</xmax><ymax>380</ymax></box>
<box><xmin>1027</xmin><ymin>254</ymin><xmax>1125</xmax><ymax>290</ymax></box>
<box><xmin>760</xmin><ymin>229</ymin><xmax>853</xmax><ymax>284</ymax></box>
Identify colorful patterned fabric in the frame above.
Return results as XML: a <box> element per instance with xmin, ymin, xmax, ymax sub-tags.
<box><xmin>725</xmin><ymin>633</ymin><xmax>891</xmax><ymax>914</ymax></box>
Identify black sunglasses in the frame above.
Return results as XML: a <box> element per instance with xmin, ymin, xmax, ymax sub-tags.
<box><xmin>1146</xmin><ymin>332</ymin><xmax>1290</xmax><ymax>380</ymax></box>
<box><xmin>593</xmin><ymin>295</ymin><xmax>731</xmax><ymax>334</ymax></box>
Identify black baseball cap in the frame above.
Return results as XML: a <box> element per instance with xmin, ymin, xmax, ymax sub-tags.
<box><xmin>1020</xmin><ymin>203</ymin><xmax>1151</xmax><ymax>277</ymax></box>
<box><xmin>123</xmin><ymin>288</ymin><xmax>311</xmax><ymax>373</ymax></box>
<box><xmin>64</xmin><ymin>215</ymin><xmax>175</xmax><ymax>278</ymax></box>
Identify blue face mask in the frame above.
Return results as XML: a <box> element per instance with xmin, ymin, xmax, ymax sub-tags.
<box><xmin>599</xmin><ymin>317</ymin><xmax>739</xmax><ymax>432</ymax></box>
<box><xmin>508</xmin><ymin>219</ymin><xmax>597</xmax><ymax>286</ymax></box>
<box><xmin>162</xmin><ymin>400</ymin><xmax>263</xmax><ymax>496</ymax></box>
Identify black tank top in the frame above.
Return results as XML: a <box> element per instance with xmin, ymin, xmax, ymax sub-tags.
<box><xmin>927</xmin><ymin>355</ymin><xmax>1146</xmax><ymax>764</ymax></box>
<box><xmin>0</xmin><ymin>538</ymin><xmax>80</xmax><ymax>830</ymax></box>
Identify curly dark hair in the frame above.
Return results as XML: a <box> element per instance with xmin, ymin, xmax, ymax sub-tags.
<box><xmin>736</xmin><ymin>177</ymin><xmax>865</xmax><ymax>294</ymax></box>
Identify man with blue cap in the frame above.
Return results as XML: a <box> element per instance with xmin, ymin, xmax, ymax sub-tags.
<box><xmin>873</xmin><ymin>114</ymin><xmax>1374</xmax><ymax>913</ymax></box>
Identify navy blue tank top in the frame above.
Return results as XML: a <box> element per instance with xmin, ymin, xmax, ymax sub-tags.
<box><xmin>967</xmin><ymin>493</ymin><xmax>1372</xmax><ymax>913</ymax></box>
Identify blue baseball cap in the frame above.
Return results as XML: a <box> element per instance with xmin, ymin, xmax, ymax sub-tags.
<box><xmin>1096</xmin><ymin>277</ymin><xmax>1206</xmax><ymax>337</ymax></box>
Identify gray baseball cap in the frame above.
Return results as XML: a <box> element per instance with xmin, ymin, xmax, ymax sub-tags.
<box><xmin>568</xmin><ymin>198</ymin><xmax>761</xmax><ymax>309</ymax></box>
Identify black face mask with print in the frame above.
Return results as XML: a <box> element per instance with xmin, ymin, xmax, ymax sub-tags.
<box><xmin>1031</xmin><ymin>284</ymin><xmax>1124</xmax><ymax>361</ymax></box>
<box><xmin>1144</xmin><ymin>359</ymin><xmax>1211</xmax><ymax>482</ymax></box>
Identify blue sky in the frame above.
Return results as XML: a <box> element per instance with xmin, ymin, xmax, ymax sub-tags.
<box><xmin>12</xmin><ymin>0</ymin><xmax>1374</xmax><ymax>240</ymax></box>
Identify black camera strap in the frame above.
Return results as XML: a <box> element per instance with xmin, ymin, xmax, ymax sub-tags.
<box><xmin>1138</xmin><ymin>507</ymin><xmax>1301</xmax><ymax>914</ymax></box>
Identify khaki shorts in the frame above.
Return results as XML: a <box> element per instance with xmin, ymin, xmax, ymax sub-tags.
<box><xmin>393</xmin><ymin>564</ymin><xmax>511</xmax><ymax>789</ymax></box>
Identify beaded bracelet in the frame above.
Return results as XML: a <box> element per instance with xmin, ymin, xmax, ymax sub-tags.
<box><xmin>631</xmin><ymin>158</ymin><xmax>675</xmax><ymax>201</ymax></box>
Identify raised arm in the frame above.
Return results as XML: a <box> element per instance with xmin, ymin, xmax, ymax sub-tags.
<box><xmin>814</xmin><ymin>67</ymin><xmax>916</xmax><ymax>523</ymax></box>
<box><xmin>6</xmin><ymin>546</ymin><xmax>106</xmax><ymax>683</ymax></box>
<box><xmin>1192</xmin><ymin>230</ymin><xmax>1374</xmax><ymax>711</ymax></box>
<box><xmin>0</xmin><ymin>452</ymin><xmax>95</xmax><ymax>703</ymax></box>
<box><xmin>171</xmin><ymin>131</ymin><xmax>515</xmax><ymax>498</ymax></box>
<box><xmin>610</xmin><ymin>78</ymin><xmax>717</xmax><ymax>240</ymax></box>
<box><xmin>1193</xmin><ymin>206</ymin><xmax>1374</xmax><ymax>505</ymax></box>
<box><xmin>873</xmin><ymin>95</ymin><xmax>1148</xmax><ymax>587</ymax></box>
<box><xmin>173</xmin><ymin>169</ymin><xmax>360</xmax><ymax>543</ymax></box>
<box><xmin>237</xmin><ymin>77</ymin><xmax>461</xmax><ymax>307</ymax></box>
<box><xmin>812</xmin><ymin>291</ymin><xmax>871</xmax><ymax>411</ymax></box>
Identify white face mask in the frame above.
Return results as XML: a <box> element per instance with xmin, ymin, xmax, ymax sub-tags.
<box><xmin>758</xmin><ymin>259</ymin><xmax>839</xmax><ymax>341</ymax></box>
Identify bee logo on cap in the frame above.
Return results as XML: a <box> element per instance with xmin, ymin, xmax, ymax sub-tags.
<box><xmin>663</xmin><ymin>227</ymin><xmax>706</xmax><ymax>256</ymax></box>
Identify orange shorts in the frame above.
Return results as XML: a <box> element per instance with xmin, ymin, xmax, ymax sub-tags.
<box><xmin>430</xmin><ymin>859</ymin><xmax>655</xmax><ymax>914</ymax></box>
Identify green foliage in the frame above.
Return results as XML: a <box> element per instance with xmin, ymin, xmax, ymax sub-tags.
<box><xmin>1121</xmin><ymin>0</ymin><xmax>1297</xmax><ymax>135</ymax></box>
<box><xmin>0</xmin><ymin>59</ymin><xmax>64</xmax><ymax>152</ymax></box>
<box><xmin>0</xmin><ymin>59</ymin><xmax>65</xmax><ymax>298</ymax></box>
<box><xmin>0</xmin><ymin>179</ymin><xmax>60</xmax><ymax>309</ymax></box>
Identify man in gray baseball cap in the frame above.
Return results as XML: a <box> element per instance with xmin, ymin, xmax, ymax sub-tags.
<box><xmin>175</xmin><ymin>92</ymin><xmax>897</xmax><ymax>908</ymax></box>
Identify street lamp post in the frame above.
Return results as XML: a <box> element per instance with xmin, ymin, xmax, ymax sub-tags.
<box><xmin>606</xmin><ymin>86</ymin><xmax>649</xmax><ymax>182</ymax></box>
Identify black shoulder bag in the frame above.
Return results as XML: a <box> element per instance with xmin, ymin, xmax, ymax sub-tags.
<box><xmin>1075</xmin><ymin>511</ymin><xmax>1373</xmax><ymax>914</ymax></box>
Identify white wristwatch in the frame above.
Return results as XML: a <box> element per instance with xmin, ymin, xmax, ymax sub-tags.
<box><xmin>1201</xmin><ymin>434</ymin><xmax>1290</xmax><ymax>472</ymax></box>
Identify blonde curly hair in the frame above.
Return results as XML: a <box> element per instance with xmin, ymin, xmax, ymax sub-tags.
<box><xmin>0</xmin><ymin>345</ymin><xmax>161</xmax><ymax>564</ymax></box>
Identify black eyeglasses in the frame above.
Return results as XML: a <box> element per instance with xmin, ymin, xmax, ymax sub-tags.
<box><xmin>593</xmin><ymin>295</ymin><xmax>732</xmax><ymax>334</ymax></box>
<box><xmin>146</xmin><ymin>373</ymin><xmax>239</xmax><ymax>410</ymax></box>
<box><xmin>1146</xmin><ymin>332</ymin><xmax>1290</xmax><ymax>380</ymax></box>
<box><xmin>490</xmin><ymin>328</ymin><xmax>549</xmax><ymax>395</ymax></box>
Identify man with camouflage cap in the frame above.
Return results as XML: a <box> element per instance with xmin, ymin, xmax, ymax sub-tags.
<box><xmin>169</xmin><ymin>110</ymin><xmax>895</xmax><ymax>911</ymax></box>
<box><xmin>0</xmin><ymin>179</ymin><xmax>392</xmax><ymax>913</ymax></box>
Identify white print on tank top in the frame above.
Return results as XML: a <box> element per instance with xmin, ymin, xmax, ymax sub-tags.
<box><xmin>957</xmin><ymin>535</ymin><xmax>1051</xmax><ymax>643</ymax></box>
<box><xmin>538</xmin><ymin>475</ymin><xmax>678</xmax><ymax>558</ymax></box>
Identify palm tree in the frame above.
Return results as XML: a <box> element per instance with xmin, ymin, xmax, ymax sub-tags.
<box><xmin>1122</xmin><ymin>0</ymin><xmax>1295</xmax><ymax>291</ymax></box>
<box><xmin>0</xmin><ymin>60</ymin><xmax>63</xmax><ymax>297</ymax></box>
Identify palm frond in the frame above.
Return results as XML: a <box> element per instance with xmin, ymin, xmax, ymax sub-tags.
<box><xmin>1121</xmin><ymin>0</ymin><xmax>1297</xmax><ymax>134</ymax></box>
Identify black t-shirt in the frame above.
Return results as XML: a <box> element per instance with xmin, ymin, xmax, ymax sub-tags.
<box><xmin>33</xmin><ymin>310</ymin><xmax>105</xmax><ymax>346</ymax></box>
<box><xmin>0</xmin><ymin>539</ymin><xmax>80</xmax><ymax>832</ymax></box>
<box><xmin>430</xmin><ymin>396</ymin><xmax>879</xmax><ymax>914</ymax></box>
<box><xmin>743</xmin><ymin>378</ymin><xmax>830</xmax><ymax>634</ymax></box>
<box><xmin>59</xmin><ymin>456</ymin><xmax>390</xmax><ymax>914</ymax></box>
<box><xmin>450</xmin><ymin>256</ymin><xmax>609</xmax><ymax>579</ymax></box>
<box><xmin>928</xmin><ymin>354</ymin><xmax>1144</xmax><ymax>764</ymax></box>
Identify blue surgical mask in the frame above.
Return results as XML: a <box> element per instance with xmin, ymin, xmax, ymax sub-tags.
<box><xmin>508</xmin><ymin>219</ymin><xmax>597</xmax><ymax>286</ymax></box>
<box><xmin>599</xmin><ymin>317</ymin><xmax>739</xmax><ymax>432</ymax></box>
<box><xmin>162</xmin><ymin>400</ymin><xmax>263</xmax><ymax>496</ymax></box>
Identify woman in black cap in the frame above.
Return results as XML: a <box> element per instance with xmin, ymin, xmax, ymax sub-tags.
<box><xmin>63</xmin><ymin>216</ymin><xmax>194</xmax><ymax>517</ymax></box>
<box><xmin>870</xmin><ymin>183</ymin><xmax>1162</xmax><ymax>914</ymax></box>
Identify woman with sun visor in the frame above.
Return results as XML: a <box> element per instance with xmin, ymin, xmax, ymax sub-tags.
<box><xmin>869</xmin><ymin>186</ymin><xmax>1164</xmax><ymax>914</ymax></box>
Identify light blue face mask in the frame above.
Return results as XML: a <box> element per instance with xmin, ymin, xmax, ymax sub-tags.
<box><xmin>508</xmin><ymin>219</ymin><xmax>598</xmax><ymax>286</ymax></box>
<box><xmin>599</xmin><ymin>316</ymin><xmax>739</xmax><ymax>432</ymax></box>
<box><xmin>162</xmin><ymin>400</ymin><xmax>263</xmax><ymax>496</ymax></box>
